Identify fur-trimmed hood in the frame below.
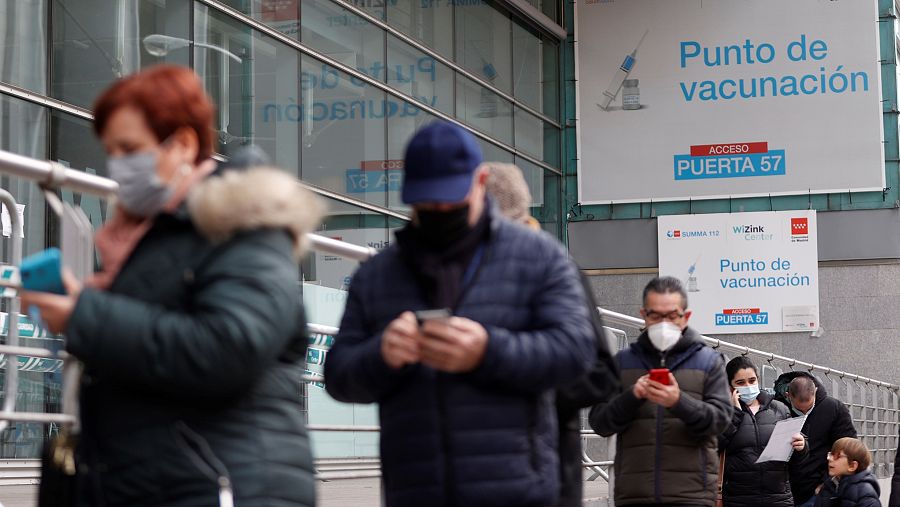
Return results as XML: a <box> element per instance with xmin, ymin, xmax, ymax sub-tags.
<box><xmin>188</xmin><ymin>166</ymin><xmax>324</xmax><ymax>259</ymax></box>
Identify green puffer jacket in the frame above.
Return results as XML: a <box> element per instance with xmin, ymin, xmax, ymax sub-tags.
<box><xmin>64</xmin><ymin>167</ymin><xmax>318</xmax><ymax>507</ymax></box>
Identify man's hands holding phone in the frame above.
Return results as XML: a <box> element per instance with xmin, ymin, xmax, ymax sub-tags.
<box><xmin>380</xmin><ymin>310</ymin><xmax>488</xmax><ymax>373</ymax></box>
<box><xmin>633</xmin><ymin>369</ymin><xmax>681</xmax><ymax>408</ymax></box>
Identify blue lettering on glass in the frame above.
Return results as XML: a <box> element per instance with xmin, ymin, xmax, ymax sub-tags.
<box><xmin>263</xmin><ymin>57</ymin><xmax>438</xmax><ymax>122</ymax></box>
<box><xmin>346</xmin><ymin>169</ymin><xmax>403</xmax><ymax>194</ymax></box>
<box><xmin>673</xmin><ymin>150</ymin><xmax>786</xmax><ymax>180</ymax></box>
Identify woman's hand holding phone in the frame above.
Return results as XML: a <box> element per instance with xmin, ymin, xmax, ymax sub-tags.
<box><xmin>19</xmin><ymin>265</ymin><xmax>83</xmax><ymax>335</ymax></box>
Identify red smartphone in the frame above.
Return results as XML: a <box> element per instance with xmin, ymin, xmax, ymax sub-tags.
<box><xmin>648</xmin><ymin>368</ymin><xmax>671</xmax><ymax>385</ymax></box>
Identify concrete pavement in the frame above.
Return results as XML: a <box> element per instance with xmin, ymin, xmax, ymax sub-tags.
<box><xmin>0</xmin><ymin>475</ymin><xmax>611</xmax><ymax>506</ymax></box>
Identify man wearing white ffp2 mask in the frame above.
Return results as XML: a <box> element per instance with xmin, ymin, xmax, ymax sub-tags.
<box><xmin>589</xmin><ymin>276</ymin><xmax>732</xmax><ymax>507</ymax></box>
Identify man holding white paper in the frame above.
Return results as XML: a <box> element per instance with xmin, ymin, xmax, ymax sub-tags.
<box><xmin>781</xmin><ymin>374</ymin><xmax>857</xmax><ymax>507</ymax></box>
<box><xmin>755</xmin><ymin>416</ymin><xmax>808</xmax><ymax>463</ymax></box>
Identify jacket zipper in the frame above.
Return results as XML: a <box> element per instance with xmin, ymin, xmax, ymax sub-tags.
<box><xmin>654</xmin><ymin>353</ymin><xmax>667</xmax><ymax>504</ymax></box>
<box><xmin>437</xmin><ymin>240</ymin><xmax>489</xmax><ymax>507</ymax></box>
<box><xmin>173</xmin><ymin>421</ymin><xmax>234</xmax><ymax>507</ymax></box>
<box><xmin>753</xmin><ymin>407</ymin><xmax>763</xmax><ymax>495</ymax></box>
<box><xmin>435</xmin><ymin>375</ymin><xmax>455</xmax><ymax>507</ymax></box>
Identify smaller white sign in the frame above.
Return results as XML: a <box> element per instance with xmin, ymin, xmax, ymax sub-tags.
<box><xmin>782</xmin><ymin>305</ymin><xmax>818</xmax><ymax>332</ymax></box>
<box><xmin>658</xmin><ymin>210</ymin><xmax>819</xmax><ymax>334</ymax></box>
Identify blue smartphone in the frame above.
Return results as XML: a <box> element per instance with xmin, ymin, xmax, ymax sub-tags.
<box><xmin>20</xmin><ymin>247</ymin><xmax>65</xmax><ymax>295</ymax></box>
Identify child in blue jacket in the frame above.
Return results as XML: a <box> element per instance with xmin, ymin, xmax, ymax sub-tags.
<box><xmin>814</xmin><ymin>437</ymin><xmax>881</xmax><ymax>507</ymax></box>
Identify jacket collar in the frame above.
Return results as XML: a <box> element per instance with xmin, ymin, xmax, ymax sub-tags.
<box><xmin>187</xmin><ymin>166</ymin><xmax>323</xmax><ymax>259</ymax></box>
<box><xmin>635</xmin><ymin>326</ymin><xmax>704</xmax><ymax>369</ymax></box>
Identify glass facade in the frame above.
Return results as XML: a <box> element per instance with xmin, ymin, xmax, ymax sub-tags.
<box><xmin>0</xmin><ymin>0</ymin><xmax>564</xmax><ymax>460</ymax></box>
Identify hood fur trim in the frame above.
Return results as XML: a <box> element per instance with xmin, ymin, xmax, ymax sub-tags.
<box><xmin>188</xmin><ymin>167</ymin><xmax>324</xmax><ymax>259</ymax></box>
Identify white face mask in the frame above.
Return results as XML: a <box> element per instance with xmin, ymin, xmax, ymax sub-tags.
<box><xmin>647</xmin><ymin>321</ymin><xmax>682</xmax><ymax>351</ymax></box>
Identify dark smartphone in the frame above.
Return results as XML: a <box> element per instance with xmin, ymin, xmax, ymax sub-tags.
<box><xmin>649</xmin><ymin>368</ymin><xmax>671</xmax><ymax>385</ymax></box>
<box><xmin>414</xmin><ymin>308</ymin><xmax>451</xmax><ymax>326</ymax></box>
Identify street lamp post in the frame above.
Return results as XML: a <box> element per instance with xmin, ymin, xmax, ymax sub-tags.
<box><xmin>142</xmin><ymin>34</ymin><xmax>242</xmax><ymax>63</ymax></box>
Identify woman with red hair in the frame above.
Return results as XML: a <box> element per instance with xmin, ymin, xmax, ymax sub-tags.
<box><xmin>23</xmin><ymin>65</ymin><xmax>320</xmax><ymax>507</ymax></box>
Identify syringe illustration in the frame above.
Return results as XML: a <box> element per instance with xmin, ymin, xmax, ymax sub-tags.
<box><xmin>599</xmin><ymin>29</ymin><xmax>649</xmax><ymax>111</ymax></box>
<box><xmin>687</xmin><ymin>255</ymin><xmax>700</xmax><ymax>292</ymax></box>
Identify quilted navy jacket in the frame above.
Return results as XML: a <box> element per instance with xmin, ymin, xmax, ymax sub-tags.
<box><xmin>324</xmin><ymin>209</ymin><xmax>597</xmax><ymax>507</ymax></box>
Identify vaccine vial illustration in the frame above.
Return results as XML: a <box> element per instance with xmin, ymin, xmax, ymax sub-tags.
<box><xmin>622</xmin><ymin>79</ymin><xmax>640</xmax><ymax>110</ymax></box>
<box><xmin>599</xmin><ymin>29</ymin><xmax>648</xmax><ymax>111</ymax></box>
<box><xmin>687</xmin><ymin>258</ymin><xmax>700</xmax><ymax>292</ymax></box>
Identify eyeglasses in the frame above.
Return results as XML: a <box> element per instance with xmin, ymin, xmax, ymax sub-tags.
<box><xmin>643</xmin><ymin>309</ymin><xmax>685</xmax><ymax>322</ymax></box>
<box><xmin>827</xmin><ymin>452</ymin><xmax>846</xmax><ymax>461</ymax></box>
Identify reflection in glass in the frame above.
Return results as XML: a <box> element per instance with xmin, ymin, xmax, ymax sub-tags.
<box><xmin>0</xmin><ymin>95</ymin><xmax>48</xmax><ymax>257</ymax></box>
<box><xmin>478</xmin><ymin>137</ymin><xmax>514</xmax><ymax>165</ymax></box>
<box><xmin>541</xmin><ymin>37</ymin><xmax>560</xmax><ymax>121</ymax></box>
<box><xmin>195</xmin><ymin>4</ymin><xmax>304</xmax><ymax>167</ymax></box>
<box><xmin>0</xmin><ymin>0</ymin><xmax>48</xmax><ymax>93</ymax></box>
<box><xmin>51</xmin><ymin>0</ymin><xmax>190</xmax><ymax>108</ymax></box>
<box><xmin>218</xmin><ymin>0</ymin><xmax>302</xmax><ymax>39</ymax></box>
<box><xmin>512</xmin><ymin>21</ymin><xmax>542</xmax><ymax>112</ymax></box>
<box><xmin>387</xmin><ymin>35</ymin><xmax>453</xmax><ymax>116</ymax></box>
<box><xmin>142</xmin><ymin>34</ymin><xmax>242</xmax><ymax>63</ymax></box>
<box><xmin>300</xmin><ymin>56</ymin><xmax>389</xmax><ymax>209</ymax></box>
<box><xmin>456</xmin><ymin>74</ymin><xmax>512</xmax><ymax>145</ymax></box>
<box><xmin>455</xmin><ymin>0</ymin><xmax>511</xmax><ymax>93</ymax></box>
<box><xmin>514</xmin><ymin>106</ymin><xmax>543</xmax><ymax>160</ymax></box>
<box><xmin>301</xmin><ymin>0</ymin><xmax>384</xmax><ymax>80</ymax></box>
<box><xmin>516</xmin><ymin>155</ymin><xmax>559</xmax><ymax>236</ymax></box>
<box><xmin>388</xmin><ymin>0</ymin><xmax>453</xmax><ymax>57</ymax></box>
<box><xmin>50</xmin><ymin>111</ymin><xmax>111</xmax><ymax>236</ymax></box>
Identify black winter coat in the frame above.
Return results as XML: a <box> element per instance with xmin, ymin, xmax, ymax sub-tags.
<box><xmin>775</xmin><ymin>373</ymin><xmax>857</xmax><ymax>504</ymax></box>
<box><xmin>553</xmin><ymin>275</ymin><xmax>621</xmax><ymax>507</ymax></box>
<box><xmin>324</xmin><ymin>207</ymin><xmax>597</xmax><ymax>507</ymax></box>
<box><xmin>814</xmin><ymin>470</ymin><xmax>881</xmax><ymax>507</ymax></box>
<box><xmin>718</xmin><ymin>392</ymin><xmax>799</xmax><ymax>507</ymax></box>
<box><xmin>64</xmin><ymin>168</ymin><xmax>317</xmax><ymax>507</ymax></box>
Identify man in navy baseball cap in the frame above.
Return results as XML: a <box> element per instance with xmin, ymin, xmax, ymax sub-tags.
<box><xmin>326</xmin><ymin>120</ymin><xmax>596</xmax><ymax>507</ymax></box>
<box><xmin>400</xmin><ymin>121</ymin><xmax>489</xmax><ymax>249</ymax></box>
<box><xmin>402</xmin><ymin>121</ymin><xmax>483</xmax><ymax>204</ymax></box>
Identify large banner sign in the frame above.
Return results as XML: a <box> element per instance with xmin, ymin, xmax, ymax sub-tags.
<box><xmin>576</xmin><ymin>0</ymin><xmax>884</xmax><ymax>204</ymax></box>
<box><xmin>657</xmin><ymin>211</ymin><xmax>819</xmax><ymax>335</ymax></box>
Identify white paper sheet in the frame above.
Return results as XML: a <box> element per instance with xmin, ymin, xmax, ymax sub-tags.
<box><xmin>755</xmin><ymin>415</ymin><xmax>807</xmax><ymax>463</ymax></box>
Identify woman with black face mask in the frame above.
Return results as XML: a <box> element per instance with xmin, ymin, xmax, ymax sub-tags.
<box><xmin>21</xmin><ymin>65</ymin><xmax>321</xmax><ymax>507</ymax></box>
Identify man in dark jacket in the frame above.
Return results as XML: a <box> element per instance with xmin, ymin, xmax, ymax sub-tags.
<box><xmin>589</xmin><ymin>276</ymin><xmax>732</xmax><ymax>507</ymax></box>
<box><xmin>775</xmin><ymin>373</ymin><xmax>857</xmax><ymax>507</ymax></box>
<box><xmin>324</xmin><ymin>122</ymin><xmax>597</xmax><ymax>507</ymax></box>
<box><xmin>482</xmin><ymin>161</ymin><xmax>622</xmax><ymax>507</ymax></box>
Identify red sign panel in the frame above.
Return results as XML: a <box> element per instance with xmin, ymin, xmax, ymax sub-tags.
<box><xmin>791</xmin><ymin>218</ymin><xmax>809</xmax><ymax>236</ymax></box>
<box><xmin>690</xmin><ymin>142</ymin><xmax>769</xmax><ymax>157</ymax></box>
<box><xmin>261</xmin><ymin>0</ymin><xmax>299</xmax><ymax>22</ymax></box>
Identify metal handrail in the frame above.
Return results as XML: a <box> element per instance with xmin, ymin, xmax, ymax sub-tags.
<box><xmin>0</xmin><ymin>151</ymin><xmax>117</xmax><ymax>198</ymax></box>
<box><xmin>0</xmin><ymin>149</ymin><xmax>378</xmax><ymax>264</ymax></box>
<box><xmin>0</xmin><ymin>190</ymin><xmax>23</xmax><ymax>433</ymax></box>
<box><xmin>598</xmin><ymin>309</ymin><xmax>900</xmax><ymax>391</ymax></box>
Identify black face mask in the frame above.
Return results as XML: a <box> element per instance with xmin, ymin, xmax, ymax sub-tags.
<box><xmin>415</xmin><ymin>205</ymin><xmax>471</xmax><ymax>248</ymax></box>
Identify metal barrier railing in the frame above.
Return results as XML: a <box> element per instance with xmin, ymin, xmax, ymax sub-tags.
<box><xmin>598</xmin><ymin>308</ymin><xmax>900</xmax><ymax>479</ymax></box>
<box><xmin>303</xmin><ymin>310</ymin><xmax>900</xmax><ymax>481</ymax></box>
<box><xmin>0</xmin><ymin>148</ymin><xmax>896</xmax><ymax>483</ymax></box>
